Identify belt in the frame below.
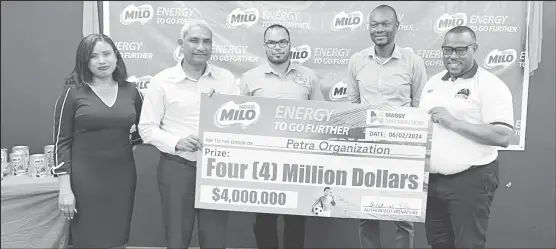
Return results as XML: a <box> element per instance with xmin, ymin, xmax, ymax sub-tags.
<box><xmin>466</xmin><ymin>158</ymin><xmax>499</xmax><ymax>172</ymax></box>
<box><xmin>161</xmin><ymin>152</ymin><xmax>196</xmax><ymax>167</ymax></box>
<box><xmin>431</xmin><ymin>158</ymin><xmax>498</xmax><ymax>176</ymax></box>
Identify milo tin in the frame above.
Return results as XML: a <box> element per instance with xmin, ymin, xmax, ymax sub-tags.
<box><xmin>12</xmin><ymin>145</ymin><xmax>30</xmax><ymax>167</ymax></box>
<box><xmin>10</xmin><ymin>151</ymin><xmax>27</xmax><ymax>175</ymax></box>
<box><xmin>1</xmin><ymin>148</ymin><xmax>7</xmax><ymax>176</ymax></box>
<box><xmin>29</xmin><ymin>154</ymin><xmax>47</xmax><ymax>177</ymax></box>
<box><xmin>44</xmin><ymin>145</ymin><xmax>55</xmax><ymax>175</ymax></box>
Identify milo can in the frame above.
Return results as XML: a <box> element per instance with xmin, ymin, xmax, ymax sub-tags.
<box><xmin>10</xmin><ymin>151</ymin><xmax>27</xmax><ymax>175</ymax></box>
<box><xmin>29</xmin><ymin>154</ymin><xmax>47</xmax><ymax>177</ymax></box>
<box><xmin>44</xmin><ymin>145</ymin><xmax>55</xmax><ymax>175</ymax></box>
<box><xmin>1</xmin><ymin>148</ymin><xmax>7</xmax><ymax>177</ymax></box>
<box><xmin>12</xmin><ymin>145</ymin><xmax>30</xmax><ymax>167</ymax></box>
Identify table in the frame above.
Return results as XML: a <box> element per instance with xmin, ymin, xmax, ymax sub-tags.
<box><xmin>1</xmin><ymin>176</ymin><xmax>69</xmax><ymax>248</ymax></box>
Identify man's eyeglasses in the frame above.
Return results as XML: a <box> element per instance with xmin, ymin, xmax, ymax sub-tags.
<box><xmin>442</xmin><ymin>43</ymin><xmax>476</xmax><ymax>56</ymax></box>
<box><xmin>265</xmin><ymin>39</ymin><xmax>290</xmax><ymax>49</ymax></box>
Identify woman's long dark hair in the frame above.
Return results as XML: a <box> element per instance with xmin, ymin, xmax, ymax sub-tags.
<box><xmin>65</xmin><ymin>34</ymin><xmax>128</xmax><ymax>86</ymax></box>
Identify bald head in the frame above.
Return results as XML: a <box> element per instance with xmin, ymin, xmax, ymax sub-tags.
<box><xmin>445</xmin><ymin>26</ymin><xmax>476</xmax><ymax>42</ymax></box>
<box><xmin>370</xmin><ymin>5</ymin><xmax>399</xmax><ymax>24</ymax></box>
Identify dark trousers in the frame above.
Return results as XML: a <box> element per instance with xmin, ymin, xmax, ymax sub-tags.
<box><xmin>157</xmin><ymin>153</ymin><xmax>229</xmax><ymax>249</ymax></box>
<box><xmin>426</xmin><ymin>159</ymin><xmax>500</xmax><ymax>249</ymax></box>
<box><xmin>358</xmin><ymin>219</ymin><xmax>414</xmax><ymax>248</ymax></box>
<box><xmin>254</xmin><ymin>213</ymin><xmax>306</xmax><ymax>249</ymax></box>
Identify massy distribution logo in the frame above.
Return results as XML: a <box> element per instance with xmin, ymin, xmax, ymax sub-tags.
<box><xmin>290</xmin><ymin>45</ymin><xmax>312</xmax><ymax>64</ymax></box>
<box><xmin>434</xmin><ymin>13</ymin><xmax>468</xmax><ymax>34</ymax></box>
<box><xmin>484</xmin><ymin>49</ymin><xmax>517</xmax><ymax>69</ymax></box>
<box><xmin>127</xmin><ymin>75</ymin><xmax>153</xmax><ymax>95</ymax></box>
<box><xmin>120</xmin><ymin>4</ymin><xmax>154</xmax><ymax>25</ymax></box>
<box><xmin>215</xmin><ymin>101</ymin><xmax>261</xmax><ymax>129</ymax></box>
<box><xmin>331</xmin><ymin>11</ymin><xmax>364</xmax><ymax>31</ymax></box>
<box><xmin>328</xmin><ymin>81</ymin><xmax>348</xmax><ymax>101</ymax></box>
<box><xmin>226</xmin><ymin>8</ymin><xmax>260</xmax><ymax>28</ymax></box>
<box><xmin>367</xmin><ymin>110</ymin><xmax>385</xmax><ymax>126</ymax></box>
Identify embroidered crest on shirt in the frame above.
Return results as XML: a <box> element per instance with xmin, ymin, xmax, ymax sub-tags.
<box><xmin>455</xmin><ymin>88</ymin><xmax>470</xmax><ymax>99</ymax></box>
<box><xmin>292</xmin><ymin>72</ymin><xmax>309</xmax><ymax>87</ymax></box>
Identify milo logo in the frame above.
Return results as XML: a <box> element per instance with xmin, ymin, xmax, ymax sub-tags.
<box><xmin>328</xmin><ymin>81</ymin><xmax>348</xmax><ymax>101</ymax></box>
<box><xmin>434</xmin><ymin>13</ymin><xmax>468</xmax><ymax>33</ymax></box>
<box><xmin>215</xmin><ymin>101</ymin><xmax>261</xmax><ymax>129</ymax></box>
<box><xmin>484</xmin><ymin>49</ymin><xmax>518</xmax><ymax>69</ymax></box>
<box><xmin>290</xmin><ymin>45</ymin><xmax>312</xmax><ymax>64</ymax></box>
<box><xmin>226</xmin><ymin>8</ymin><xmax>260</xmax><ymax>28</ymax></box>
<box><xmin>120</xmin><ymin>4</ymin><xmax>154</xmax><ymax>26</ymax></box>
<box><xmin>128</xmin><ymin>75</ymin><xmax>153</xmax><ymax>95</ymax></box>
<box><xmin>331</xmin><ymin>11</ymin><xmax>363</xmax><ymax>31</ymax></box>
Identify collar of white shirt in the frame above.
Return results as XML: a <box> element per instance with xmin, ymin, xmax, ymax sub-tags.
<box><xmin>367</xmin><ymin>44</ymin><xmax>402</xmax><ymax>59</ymax></box>
<box><xmin>261</xmin><ymin>61</ymin><xmax>299</xmax><ymax>76</ymax></box>
<box><xmin>440</xmin><ymin>60</ymin><xmax>479</xmax><ymax>81</ymax></box>
<box><xmin>166</xmin><ymin>59</ymin><xmax>222</xmax><ymax>83</ymax></box>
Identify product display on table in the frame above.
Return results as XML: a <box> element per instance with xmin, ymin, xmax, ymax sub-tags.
<box><xmin>2</xmin><ymin>144</ymin><xmax>55</xmax><ymax>180</ymax></box>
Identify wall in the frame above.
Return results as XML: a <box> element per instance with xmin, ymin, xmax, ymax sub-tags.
<box><xmin>1</xmin><ymin>1</ymin><xmax>554</xmax><ymax>248</ymax></box>
<box><xmin>1</xmin><ymin>1</ymin><xmax>84</xmax><ymax>154</ymax></box>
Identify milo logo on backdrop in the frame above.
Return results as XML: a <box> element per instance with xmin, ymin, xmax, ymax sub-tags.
<box><xmin>290</xmin><ymin>45</ymin><xmax>312</xmax><ymax>64</ymax></box>
<box><xmin>128</xmin><ymin>75</ymin><xmax>153</xmax><ymax>95</ymax></box>
<box><xmin>328</xmin><ymin>81</ymin><xmax>348</xmax><ymax>101</ymax></box>
<box><xmin>484</xmin><ymin>49</ymin><xmax>518</xmax><ymax>69</ymax></box>
<box><xmin>331</xmin><ymin>11</ymin><xmax>364</xmax><ymax>31</ymax></box>
<box><xmin>120</xmin><ymin>4</ymin><xmax>154</xmax><ymax>25</ymax></box>
<box><xmin>226</xmin><ymin>8</ymin><xmax>260</xmax><ymax>28</ymax></box>
<box><xmin>434</xmin><ymin>13</ymin><xmax>468</xmax><ymax>33</ymax></box>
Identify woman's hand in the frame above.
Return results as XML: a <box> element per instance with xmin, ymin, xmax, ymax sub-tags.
<box><xmin>59</xmin><ymin>191</ymin><xmax>77</xmax><ymax>220</ymax></box>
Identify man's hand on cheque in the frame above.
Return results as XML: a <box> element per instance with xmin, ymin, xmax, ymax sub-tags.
<box><xmin>176</xmin><ymin>135</ymin><xmax>203</xmax><ymax>152</ymax></box>
<box><xmin>429</xmin><ymin>107</ymin><xmax>457</xmax><ymax>128</ymax></box>
<box><xmin>208</xmin><ymin>88</ymin><xmax>217</xmax><ymax>97</ymax></box>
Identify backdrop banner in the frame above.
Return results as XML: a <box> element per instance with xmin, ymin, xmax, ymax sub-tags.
<box><xmin>102</xmin><ymin>1</ymin><xmax>530</xmax><ymax>150</ymax></box>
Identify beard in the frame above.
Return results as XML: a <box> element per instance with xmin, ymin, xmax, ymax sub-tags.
<box><xmin>267</xmin><ymin>51</ymin><xmax>290</xmax><ymax>65</ymax></box>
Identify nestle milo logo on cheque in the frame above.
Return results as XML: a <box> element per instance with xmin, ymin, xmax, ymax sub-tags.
<box><xmin>220</xmin><ymin>104</ymin><xmax>257</xmax><ymax>121</ymax></box>
<box><xmin>215</xmin><ymin>101</ymin><xmax>261</xmax><ymax>129</ymax></box>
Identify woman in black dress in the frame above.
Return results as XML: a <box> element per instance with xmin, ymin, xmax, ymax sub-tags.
<box><xmin>52</xmin><ymin>34</ymin><xmax>143</xmax><ymax>248</ymax></box>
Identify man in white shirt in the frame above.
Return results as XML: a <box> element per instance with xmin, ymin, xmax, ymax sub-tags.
<box><xmin>139</xmin><ymin>19</ymin><xmax>237</xmax><ymax>249</ymax></box>
<box><xmin>347</xmin><ymin>5</ymin><xmax>427</xmax><ymax>248</ymax></box>
<box><xmin>419</xmin><ymin>26</ymin><xmax>514</xmax><ymax>249</ymax></box>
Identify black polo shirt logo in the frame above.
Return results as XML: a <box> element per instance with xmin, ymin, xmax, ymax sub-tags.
<box><xmin>455</xmin><ymin>88</ymin><xmax>470</xmax><ymax>100</ymax></box>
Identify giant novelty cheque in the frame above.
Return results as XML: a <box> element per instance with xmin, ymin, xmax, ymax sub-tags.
<box><xmin>194</xmin><ymin>94</ymin><xmax>432</xmax><ymax>222</ymax></box>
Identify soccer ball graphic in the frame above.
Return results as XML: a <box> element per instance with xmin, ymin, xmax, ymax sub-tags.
<box><xmin>312</xmin><ymin>205</ymin><xmax>323</xmax><ymax>215</ymax></box>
